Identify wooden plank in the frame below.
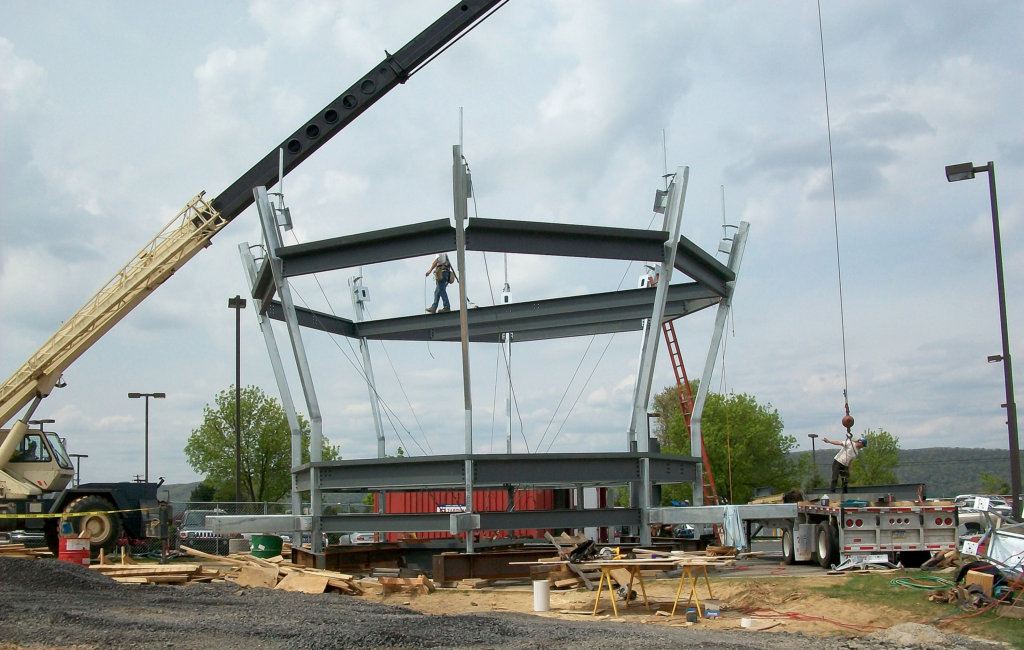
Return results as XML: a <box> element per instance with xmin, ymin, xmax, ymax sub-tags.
<box><xmin>90</xmin><ymin>565</ymin><xmax>201</xmax><ymax>577</ymax></box>
<box><xmin>235</xmin><ymin>565</ymin><xmax>280</xmax><ymax>589</ymax></box>
<box><xmin>179</xmin><ymin>545</ymin><xmax>252</xmax><ymax>566</ymax></box>
<box><xmin>274</xmin><ymin>572</ymin><xmax>329</xmax><ymax>594</ymax></box>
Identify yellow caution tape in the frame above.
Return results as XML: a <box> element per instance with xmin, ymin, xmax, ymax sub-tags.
<box><xmin>0</xmin><ymin>507</ymin><xmax>156</xmax><ymax>520</ymax></box>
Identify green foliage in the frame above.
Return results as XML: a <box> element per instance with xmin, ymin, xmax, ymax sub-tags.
<box><xmin>849</xmin><ymin>428</ymin><xmax>900</xmax><ymax>485</ymax></box>
<box><xmin>795</xmin><ymin>453</ymin><xmax>826</xmax><ymax>490</ymax></box>
<box><xmin>188</xmin><ymin>480</ymin><xmax>216</xmax><ymax>502</ymax></box>
<box><xmin>651</xmin><ymin>384</ymin><xmax>797</xmax><ymax>504</ymax></box>
<box><xmin>184</xmin><ymin>385</ymin><xmax>340</xmax><ymax>502</ymax></box>
<box><xmin>979</xmin><ymin>471</ymin><xmax>1010</xmax><ymax>494</ymax></box>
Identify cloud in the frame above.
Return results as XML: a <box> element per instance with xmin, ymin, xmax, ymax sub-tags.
<box><xmin>0</xmin><ymin>37</ymin><xmax>45</xmax><ymax>112</ymax></box>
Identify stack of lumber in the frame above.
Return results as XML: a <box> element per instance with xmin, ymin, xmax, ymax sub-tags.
<box><xmin>168</xmin><ymin>545</ymin><xmax>363</xmax><ymax>594</ymax></box>
<box><xmin>91</xmin><ymin>562</ymin><xmax>216</xmax><ymax>584</ymax></box>
<box><xmin>0</xmin><ymin>544</ymin><xmax>51</xmax><ymax>559</ymax></box>
<box><xmin>376</xmin><ymin>575</ymin><xmax>436</xmax><ymax>595</ymax></box>
<box><xmin>455</xmin><ymin>577</ymin><xmax>491</xmax><ymax>590</ymax></box>
<box><xmin>632</xmin><ymin>548</ymin><xmax>737</xmax><ymax>566</ymax></box>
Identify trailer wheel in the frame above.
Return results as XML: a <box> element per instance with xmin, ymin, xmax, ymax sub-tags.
<box><xmin>64</xmin><ymin>495</ymin><xmax>123</xmax><ymax>557</ymax></box>
<box><xmin>815</xmin><ymin>522</ymin><xmax>838</xmax><ymax>569</ymax></box>
<box><xmin>781</xmin><ymin>527</ymin><xmax>796</xmax><ymax>564</ymax></box>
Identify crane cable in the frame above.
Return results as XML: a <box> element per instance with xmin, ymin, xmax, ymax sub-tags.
<box><xmin>283</xmin><ymin>229</ymin><xmax>434</xmax><ymax>456</ymax></box>
<box><xmin>464</xmin><ymin>158</ymin><xmax>532</xmax><ymax>453</ymax></box>
<box><xmin>818</xmin><ymin>0</ymin><xmax>855</xmax><ymax>441</ymax></box>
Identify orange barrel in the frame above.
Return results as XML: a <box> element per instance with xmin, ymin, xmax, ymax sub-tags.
<box><xmin>58</xmin><ymin>538</ymin><xmax>91</xmax><ymax>566</ymax></box>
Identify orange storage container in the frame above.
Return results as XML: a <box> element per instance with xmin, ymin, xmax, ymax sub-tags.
<box><xmin>378</xmin><ymin>489</ymin><xmax>558</xmax><ymax>542</ymax></box>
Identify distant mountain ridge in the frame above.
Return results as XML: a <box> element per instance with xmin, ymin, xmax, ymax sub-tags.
<box><xmin>799</xmin><ymin>446</ymin><xmax>1022</xmax><ymax>498</ymax></box>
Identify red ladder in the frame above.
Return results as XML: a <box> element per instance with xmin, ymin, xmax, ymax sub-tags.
<box><xmin>661</xmin><ymin>320</ymin><xmax>720</xmax><ymax>506</ymax></box>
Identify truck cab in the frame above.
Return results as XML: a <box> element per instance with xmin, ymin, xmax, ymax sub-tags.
<box><xmin>1</xmin><ymin>428</ymin><xmax>74</xmax><ymax>497</ymax></box>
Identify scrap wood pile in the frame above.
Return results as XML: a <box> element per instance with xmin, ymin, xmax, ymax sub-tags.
<box><xmin>89</xmin><ymin>544</ymin><xmax>363</xmax><ymax>595</ymax></box>
<box><xmin>0</xmin><ymin>544</ymin><xmax>51</xmax><ymax>559</ymax></box>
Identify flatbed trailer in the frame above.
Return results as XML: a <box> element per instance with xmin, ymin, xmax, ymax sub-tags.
<box><xmin>779</xmin><ymin>485</ymin><xmax>959</xmax><ymax>570</ymax></box>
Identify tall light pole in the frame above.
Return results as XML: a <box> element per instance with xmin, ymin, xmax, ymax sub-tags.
<box><xmin>808</xmin><ymin>433</ymin><xmax>819</xmax><ymax>486</ymax></box>
<box><xmin>228</xmin><ymin>295</ymin><xmax>247</xmax><ymax>504</ymax></box>
<box><xmin>128</xmin><ymin>392</ymin><xmax>165</xmax><ymax>483</ymax></box>
<box><xmin>946</xmin><ymin>161</ymin><xmax>1021</xmax><ymax>521</ymax></box>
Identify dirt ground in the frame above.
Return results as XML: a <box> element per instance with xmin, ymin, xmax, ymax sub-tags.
<box><xmin>361</xmin><ymin>573</ymin><xmax>919</xmax><ymax>637</ymax></box>
<box><xmin>1</xmin><ymin>554</ymin><xmax>1013</xmax><ymax>649</ymax></box>
<box><xmin>355</xmin><ymin>552</ymin><xmax>1020</xmax><ymax>647</ymax></box>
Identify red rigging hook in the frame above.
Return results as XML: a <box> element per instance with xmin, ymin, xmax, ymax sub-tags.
<box><xmin>841</xmin><ymin>392</ymin><xmax>854</xmax><ymax>435</ymax></box>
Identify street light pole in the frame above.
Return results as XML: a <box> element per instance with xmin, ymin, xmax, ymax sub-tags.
<box><xmin>128</xmin><ymin>392</ymin><xmax>165</xmax><ymax>483</ymax></box>
<box><xmin>228</xmin><ymin>295</ymin><xmax>247</xmax><ymax>504</ymax></box>
<box><xmin>946</xmin><ymin>161</ymin><xmax>1021</xmax><ymax>521</ymax></box>
<box><xmin>808</xmin><ymin>433</ymin><xmax>819</xmax><ymax>485</ymax></box>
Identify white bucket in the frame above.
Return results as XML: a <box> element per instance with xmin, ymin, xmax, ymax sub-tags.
<box><xmin>533</xmin><ymin>579</ymin><xmax>551</xmax><ymax>612</ymax></box>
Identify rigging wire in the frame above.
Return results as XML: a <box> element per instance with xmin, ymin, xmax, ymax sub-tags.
<box><xmin>817</xmin><ymin>0</ymin><xmax>854</xmax><ymax>437</ymax></box>
<box><xmin>467</xmin><ymin>163</ymin><xmax>530</xmax><ymax>452</ymax></box>
<box><xmin>284</xmin><ymin>282</ymin><xmax>432</xmax><ymax>454</ymax></box>
<box><xmin>282</xmin><ymin>229</ymin><xmax>433</xmax><ymax>456</ymax></box>
<box><xmin>286</xmin><ymin>282</ymin><xmax>430</xmax><ymax>456</ymax></box>
<box><xmin>540</xmin><ymin>214</ymin><xmax>661</xmax><ymax>452</ymax></box>
<box><xmin>361</xmin><ymin>304</ymin><xmax>436</xmax><ymax>456</ymax></box>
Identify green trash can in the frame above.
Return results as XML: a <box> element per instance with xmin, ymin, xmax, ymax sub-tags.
<box><xmin>250</xmin><ymin>534</ymin><xmax>283</xmax><ymax>558</ymax></box>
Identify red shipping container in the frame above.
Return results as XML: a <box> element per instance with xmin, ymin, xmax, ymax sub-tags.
<box><xmin>377</xmin><ymin>489</ymin><xmax>559</xmax><ymax>542</ymax></box>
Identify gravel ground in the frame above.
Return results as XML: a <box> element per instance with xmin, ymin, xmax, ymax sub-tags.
<box><xmin>0</xmin><ymin>558</ymin><xmax>1006</xmax><ymax>650</ymax></box>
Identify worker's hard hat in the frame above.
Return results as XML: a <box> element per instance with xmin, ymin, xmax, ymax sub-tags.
<box><xmin>858</xmin><ymin>437</ymin><xmax>868</xmax><ymax>447</ymax></box>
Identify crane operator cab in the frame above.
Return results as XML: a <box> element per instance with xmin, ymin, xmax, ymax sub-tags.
<box><xmin>2</xmin><ymin>428</ymin><xmax>75</xmax><ymax>493</ymax></box>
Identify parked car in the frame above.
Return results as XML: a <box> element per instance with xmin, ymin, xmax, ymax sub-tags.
<box><xmin>954</xmin><ymin>494</ymin><xmax>1012</xmax><ymax>516</ymax></box>
<box><xmin>339</xmin><ymin>532</ymin><xmax>375</xmax><ymax>545</ymax></box>
<box><xmin>175</xmin><ymin>508</ymin><xmax>229</xmax><ymax>555</ymax></box>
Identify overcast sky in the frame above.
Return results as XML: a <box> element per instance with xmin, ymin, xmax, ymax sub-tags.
<box><xmin>1</xmin><ymin>1</ymin><xmax>1021</xmax><ymax>490</ymax></box>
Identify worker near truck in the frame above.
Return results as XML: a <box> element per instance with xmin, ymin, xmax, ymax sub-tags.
<box><xmin>823</xmin><ymin>436</ymin><xmax>866</xmax><ymax>492</ymax></box>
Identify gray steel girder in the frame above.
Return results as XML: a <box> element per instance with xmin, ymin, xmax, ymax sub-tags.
<box><xmin>252</xmin><ymin>218</ymin><xmax>735</xmax><ymax>303</ymax></box>
<box><xmin>319</xmin><ymin>508</ymin><xmax>641</xmax><ymax>533</ymax></box>
<box><xmin>264</xmin><ymin>282</ymin><xmax>721</xmax><ymax>343</ymax></box>
<box><xmin>295</xmin><ymin>452</ymin><xmax>699</xmax><ymax>492</ymax></box>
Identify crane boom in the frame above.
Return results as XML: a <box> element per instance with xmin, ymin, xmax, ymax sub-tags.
<box><xmin>0</xmin><ymin>0</ymin><xmax>502</xmax><ymax>433</ymax></box>
<box><xmin>0</xmin><ymin>195</ymin><xmax>224</xmax><ymax>429</ymax></box>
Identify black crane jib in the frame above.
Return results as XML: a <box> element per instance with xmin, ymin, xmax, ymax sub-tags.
<box><xmin>211</xmin><ymin>0</ymin><xmax>504</xmax><ymax>223</ymax></box>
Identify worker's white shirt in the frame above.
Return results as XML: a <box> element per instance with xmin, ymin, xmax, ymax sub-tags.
<box><xmin>833</xmin><ymin>440</ymin><xmax>857</xmax><ymax>466</ymax></box>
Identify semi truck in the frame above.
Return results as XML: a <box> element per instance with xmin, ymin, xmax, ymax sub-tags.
<box><xmin>0</xmin><ymin>0</ymin><xmax>502</xmax><ymax>558</ymax></box>
<box><xmin>778</xmin><ymin>484</ymin><xmax>959</xmax><ymax>570</ymax></box>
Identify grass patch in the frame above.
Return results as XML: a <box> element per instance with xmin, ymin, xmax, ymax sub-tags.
<box><xmin>807</xmin><ymin>572</ymin><xmax>1023</xmax><ymax>649</ymax></box>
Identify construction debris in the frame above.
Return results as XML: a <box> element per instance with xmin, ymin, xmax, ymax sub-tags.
<box><xmin>66</xmin><ymin>544</ymin><xmax>365</xmax><ymax>595</ymax></box>
<box><xmin>0</xmin><ymin>543</ymin><xmax>51</xmax><ymax>559</ymax></box>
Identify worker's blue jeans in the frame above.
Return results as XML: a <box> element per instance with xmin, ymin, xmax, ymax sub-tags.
<box><xmin>431</xmin><ymin>272</ymin><xmax>451</xmax><ymax>310</ymax></box>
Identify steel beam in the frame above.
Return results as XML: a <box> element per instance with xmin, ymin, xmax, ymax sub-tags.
<box><xmin>298</xmin><ymin>452</ymin><xmax>699</xmax><ymax>492</ymax></box>
<box><xmin>264</xmin><ymin>283</ymin><xmax>720</xmax><ymax>343</ymax></box>
<box><xmin>648</xmin><ymin>504</ymin><xmax>797</xmax><ymax>525</ymax></box>
<box><xmin>320</xmin><ymin>508</ymin><xmax>640</xmax><ymax>533</ymax></box>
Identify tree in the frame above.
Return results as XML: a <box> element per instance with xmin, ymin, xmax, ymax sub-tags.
<box><xmin>979</xmin><ymin>471</ymin><xmax>1010</xmax><ymax>495</ymax></box>
<box><xmin>189</xmin><ymin>480</ymin><xmax>216</xmax><ymax>502</ymax></box>
<box><xmin>651</xmin><ymin>384</ymin><xmax>797</xmax><ymax>505</ymax></box>
<box><xmin>795</xmin><ymin>453</ymin><xmax>827</xmax><ymax>491</ymax></box>
<box><xmin>848</xmin><ymin>428</ymin><xmax>900</xmax><ymax>486</ymax></box>
<box><xmin>184</xmin><ymin>385</ymin><xmax>340</xmax><ymax>502</ymax></box>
